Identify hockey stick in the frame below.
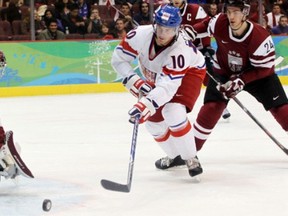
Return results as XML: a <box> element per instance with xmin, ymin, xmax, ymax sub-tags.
<box><xmin>206</xmin><ymin>71</ymin><xmax>288</xmax><ymax>155</ymax></box>
<box><xmin>101</xmin><ymin>116</ymin><xmax>140</xmax><ymax>192</ymax></box>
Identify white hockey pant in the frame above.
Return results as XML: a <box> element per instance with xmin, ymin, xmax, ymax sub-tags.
<box><xmin>145</xmin><ymin>103</ymin><xmax>197</xmax><ymax>160</ymax></box>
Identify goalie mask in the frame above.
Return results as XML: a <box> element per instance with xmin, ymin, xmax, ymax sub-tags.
<box><xmin>0</xmin><ymin>51</ymin><xmax>6</xmax><ymax>77</ymax></box>
<box><xmin>223</xmin><ymin>0</ymin><xmax>250</xmax><ymax>16</ymax></box>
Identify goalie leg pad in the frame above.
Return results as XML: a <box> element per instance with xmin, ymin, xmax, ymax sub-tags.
<box><xmin>4</xmin><ymin>131</ymin><xmax>34</xmax><ymax>178</ymax></box>
<box><xmin>0</xmin><ymin>145</ymin><xmax>18</xmax><ymax>179</ymax></box>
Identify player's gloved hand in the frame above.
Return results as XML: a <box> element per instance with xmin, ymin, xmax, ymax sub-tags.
<box><xmin>122</xmin><ymin>74</ymin><xmax>154</xmax><ymax>97</ymax></box>
<box><xmin>128</xmin><ymin>97</ymin><xmax>157</xmax><ymax>124</ymax></box>
<box><xmin>182</xmin><ymin>24</ymin><xmax>197</xmax><ymax>41</ymax></box>
<box><xmin>201</xmin><ymin>46</ymin><xmax>215</xmax><ymax>58</ymax></box>
<box><xmin>217</xmin><ymin>77</ymin><xmax>245</xmax><ymax>99</ymax></box>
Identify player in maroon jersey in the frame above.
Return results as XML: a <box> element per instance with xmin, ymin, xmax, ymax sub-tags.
<box><xmin>190</xmin><ymin>0</ymin><xmax>288</xmax><ymax>152</ymax></box>
<box><xmin>170</xmin><ymin>0</ymin><xmax>211</xmax><ymax>51</ymax></box>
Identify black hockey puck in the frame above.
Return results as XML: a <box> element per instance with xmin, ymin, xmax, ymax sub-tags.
<box><xmin>42</xmin><ymin>199</ymin><xmax>52</xmax><ymax>212</ymax></box>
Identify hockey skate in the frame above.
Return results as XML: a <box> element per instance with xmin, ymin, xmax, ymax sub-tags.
<box><xmin>0</xmin><ymin>131</ymin><xmax>34</xmax><ymax>179</ymax></box>
<box><xmin>155</xmin><ymin>155</ymin><xmax>185</xmax><ymax>169</ymax></box>
<box><xmin>186</xmin><ymin>156</ymin><xmax>203</xmax><ymax>177</ymax></box>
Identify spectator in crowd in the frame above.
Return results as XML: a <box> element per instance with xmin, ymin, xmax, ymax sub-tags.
<box><xmin>97</xmin><ymin>22</ymin><xmax>114</xmax><ymax>39</ymax></box>
<box><xmin>114</xmin><ymin>2</ymin><xmax>136</xmax><ymax>31</ymax></box>
<box><xmin>37</xmin><ymin>18</ymin><xmax>66</xmax><ymax>40</ymax></box>
<box><xmin>34</xmin><ymin>0</ymin><xmax>48</xmax><ymax>7</ymax></box>
<box><xmin>86</xmin><ymin>7</ymin><xmax>103</xmax><ymax>33</ymax></box>
<box><xmin>207</xmin><ymin>3</ymin><xmax>219</xmax><ymax>17</ymax></box>
<box><xmin>62</xmin><ymin>3</ymin><xmax>86</xmax><ymax>34</ymax></box>
<box><xmin>20</xmin><ymin>9</ymin><xmax>46</xmax><ymax>36</ymax></box>
<box><xmin>250</xmin><ymin>2</ymin><xmax>269</xmax><ymax>29</ymax></box>
<box><xmin>271</xmin><ymin>14</ymin><xmax>288</xmax><ymax>34</ymax></box>
<box><xmin>36</xmin><ymin>4</ymin><xmax>47</xmax><ymax>18</ymax></box>
<box><xmin>115</xmin><ymin>0</ymin><xmax>139</xmax><ymax>7</ymax></box>
<box><xmin>17</xmin><ymin>12</ymin><xmax>31</xmax><ymax>35</ymax></box>
<box><xmin>41</xmin><ymin>8</ymin><xmax>65</xmax><ymax>32</ymax></box>
<box><xmin>34</xmin><ymin>10</ymin><xmax>47</xmax><ymax>35</ymax></box>
<box><xmin>53</xmin><ymin>0</ymin><xmax>73</xmax><ymax>31</ymax></box>
<box><xmin>42</xmin><ymin>9</ymin><xmax>55</xmax><ymax>28</ymax></box>
<box><xmin>133</xmin><ymin>1</ymin><xmax>152</xmax><ymax>25</ymax></box>
<box><xmin>54</xmin><ymin>0</ymin><xmax>72</xmax><ymax>31</ymax></box>
<box><xmin>112</xmin><ymin>18</ymin><xmax>127</xmax><ymax>39</ymax></box>
<box><xmin>0</xmin><ymin>0</ymin><xmax>22</xmax><ymax>23</ymax></box>
<box><xmin>78</xmin><ymin>0</ymin><xmax>90</xmax><ymax>20</ymax></box>
<box><xmin>60</xmin><ymin>0</ymin><xmax>73</xmax><ymax>15</ymax></box>
<box><xmin>98</xmin><ymin>0</ymin><xmax>115</xmax><ymax>5</ymax></box>
<box><xmin>270</xmin><ymin>0</ymin><xmax>288</xmax><ymax>13</ymax></box>
<box><xmin>267</xmin><ymin>3</ymin><xmax>285</xmax><ymax>28</ymax></box>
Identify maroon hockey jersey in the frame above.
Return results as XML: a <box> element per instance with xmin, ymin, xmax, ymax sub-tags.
<box><xmin>194</xmin><ymin>13</ymin><xmax>276</xmax><ymax>84</ymax></box>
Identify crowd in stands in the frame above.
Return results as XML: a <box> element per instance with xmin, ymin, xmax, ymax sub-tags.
<box><xmin>0</xmin><ymin>0</ymin><xmax>287</xmax><ymax>41</ymax></box>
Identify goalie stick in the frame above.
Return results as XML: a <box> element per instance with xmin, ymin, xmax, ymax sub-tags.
<box><xmin>101</xmin><ymin>116</ymin><xmax>139</xmax><ymax>193</ymax></box>
<box><xmin>5</xmin><ymin>131</ymin><xmax>34</xmax><ymax>178</ymax></box>
<box><xmin>206</xmin><ymin>71</ymin><xmax>288</xmax><ymax>156</ymax></box>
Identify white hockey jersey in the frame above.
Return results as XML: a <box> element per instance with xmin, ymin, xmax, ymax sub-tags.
<box><xmin>111</xmin><ymin>25</ymin><xmax>206</xmax><ymax>107</ymax></box>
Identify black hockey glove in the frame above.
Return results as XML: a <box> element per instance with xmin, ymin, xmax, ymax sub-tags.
<box><xmin>200</xmin><ymin>46</ymin><xmax>215</xmax><ymax>58</ymax></box>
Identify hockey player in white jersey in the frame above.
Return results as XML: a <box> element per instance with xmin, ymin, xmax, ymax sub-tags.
<box><xmin>111</xmin><ymin>5</ymin><xmax>206</xmax><ymax>178</ymax></box>
<box><xmin>0</xmin><ymin>51</ymin><xmax>34</xmax><ymax>180</ymax></box>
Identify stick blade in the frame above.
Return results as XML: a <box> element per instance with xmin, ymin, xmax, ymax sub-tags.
<box><xmin>100</xmin><ymin>179</ymin><xmax>130</xmax><ymax>193</ymax></box>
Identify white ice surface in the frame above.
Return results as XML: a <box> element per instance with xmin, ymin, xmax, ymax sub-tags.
<box><xmin>0</xmin><ymin>87</ymin><xmax>288</xmax><ymax>216</ymax></box>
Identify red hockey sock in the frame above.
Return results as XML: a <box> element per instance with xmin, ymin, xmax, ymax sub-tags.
<box><xmin>194</xmin><ymin>101</ymin><xmax>226</xmax><ymax>151</ymax></box>
<box><xmin>270</xmin><ymin>104</ymin><xmax>288</xmax><ymax>131</ymax></box>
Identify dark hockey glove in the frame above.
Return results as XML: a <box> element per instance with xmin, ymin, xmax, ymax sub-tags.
<box><xmin>200</xmin><ymin>46</ymin><xmax>215</xmax><ymax>58</ymax></box>
<box><xmin>217</xmin><ymin>77</ymin><xmax>245</xmax><ymax>99</ymax></box>
<box><xmin>122</xmin><ymin>74</ymin><xmax>154</xmax><ymax>98</ymax></box>
<box><xmin>182</xmin><ymin>24</ymin><xmax>197</xmax><ymax>41</ymax></box>
<box><xmin>128</xmin><ymin>97</ymin><xmax>157</xmax><ymax>124</ymax></box>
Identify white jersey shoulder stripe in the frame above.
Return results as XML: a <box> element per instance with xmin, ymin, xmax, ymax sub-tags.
<box><xmin>195</xmin><ymin>6</ymin><xmax>208</xmax><ymax>19</ymax></box>
<box><xmin>250</xmin><ymin>55</ymin><xmax>275</xmax><ymax>65</ymax></box>
<box><xmin>208</xmin><ymin>14</ymin><xmax>220</xmax><ymax>35</ymax></box>
<box><xmin>253</xmin><ymin>35</ymin><xmax>275</xmax><ymax>56</ymax></box>
<box><xmin>116</xmin><ymin>45</ymin><xmax>137</xmax><ymax>59</ymax></box>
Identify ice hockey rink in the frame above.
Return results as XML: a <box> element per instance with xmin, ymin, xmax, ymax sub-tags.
<box><xmin>0</xmin><ymin>87</ymin><xmax>288</xmax><ymax>216</ymax></box>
